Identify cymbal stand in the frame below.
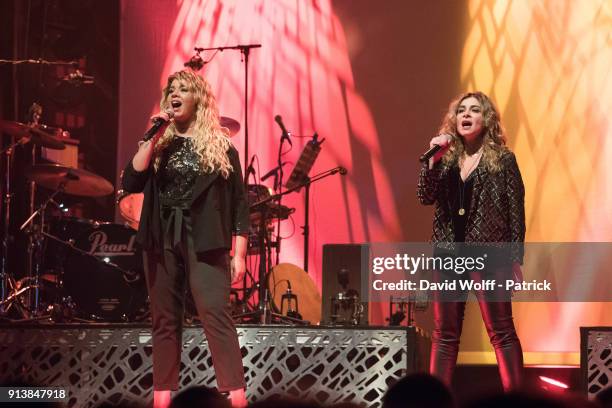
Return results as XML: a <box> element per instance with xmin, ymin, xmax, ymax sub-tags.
<box><xmin>0</xmin><ymin>137</ymin><xmax>30</xmax><ymax>316</ymax></box>
<box><xmin>12</xmin><ymin>180</ymin><xmax>69</xmax><ymax>317</ymax></box>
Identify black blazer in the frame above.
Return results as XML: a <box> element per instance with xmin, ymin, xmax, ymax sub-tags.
<box><xmin>122</xmin><ymin>145</ymin><xmax>249</xmax><ymax>254</ymax></box>
<box><xmin>417</xmin><ymin>149</ymin><xmax>526</xmax><ymax>264</ymax></box>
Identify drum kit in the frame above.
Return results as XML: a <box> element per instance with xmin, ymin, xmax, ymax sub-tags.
<box><xmin>1</xmin><ymin>114</ymin><xmax>324</xmax><ymax>325</ymax></box>
<box><xmin>0</xmin><ymin>117</ymin><xmax>148</xmax><ymax>322</ymax></box>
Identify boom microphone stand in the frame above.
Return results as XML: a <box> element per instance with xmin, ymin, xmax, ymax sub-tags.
<box><xmin>192</xmin><ymin>44</ymin><xmax>261</xmax><ymax>184</ymax></box>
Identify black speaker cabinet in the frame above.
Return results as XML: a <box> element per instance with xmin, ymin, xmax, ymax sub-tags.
<box><xmin>321</xmin><ymin>243</ymin><xmax>369</xmax><ymax>325</ymax></box>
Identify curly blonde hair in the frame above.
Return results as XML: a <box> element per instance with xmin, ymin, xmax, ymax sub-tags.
<box><xmin>440</xmin><ymin>91</ymin><xmax>507</xmax><ymax>173</ymax></box>
<box><xmin>153</xmin><ymin>70</ymin><xmax>233</xmax><ymax>178</ymax></box>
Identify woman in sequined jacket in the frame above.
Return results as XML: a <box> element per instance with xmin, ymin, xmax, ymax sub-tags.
<box><xmin>122</xmin><ymin>70</ymin><xmax>248</xmax><ymax>408</ymax></box>
<box><xmin>417</xmin><ymin>91</ymin><xmax>525</xmax><ymax>391</ymax></box>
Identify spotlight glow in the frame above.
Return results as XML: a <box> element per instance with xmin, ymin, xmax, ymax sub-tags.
<box><xmin>539</xmin><ymin>376</ymin><xmax>569</xmax><ymax>389</ymax></box>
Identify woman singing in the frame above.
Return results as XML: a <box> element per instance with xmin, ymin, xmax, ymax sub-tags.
<box><xmin>122</xmin><ymin>69</ymin><xmax>248</xmax><ymax>407</ymax></box>
<box><xmin>417</xmin><ymin>91</ymin><xmax>525</xmax><ymax>390</ymax></box>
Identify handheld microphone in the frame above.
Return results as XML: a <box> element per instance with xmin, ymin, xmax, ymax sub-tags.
<box><xmin>419</xmin><ymin>135</ymin><xmax>452</xmax><ymax>162</ymax></box>
<box><xmin>143</xmin><ymin>110</ymin><xmax>174</xmax><ymax>142</ymax></box>
<box><xmin>419</xmin><ymin>145</ymin><xmax>443</xmax><ymax>162</ymax></box>
<box><xmin>274</xmin><ymin>115</ymin><xmax>292</xmax><ymax>146</ymax></box>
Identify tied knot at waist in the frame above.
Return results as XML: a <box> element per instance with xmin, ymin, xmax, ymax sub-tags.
<box><xmin>161</xmin><ymin>199</ymin><xmax>191</xmax><ymax>248</ymax></box>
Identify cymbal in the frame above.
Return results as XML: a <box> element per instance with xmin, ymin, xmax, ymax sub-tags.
<box><xmin>25</xmin><ymin>164</ymin><xmax>114</xmax><ymax>197</ymax></box>
<box><xmin>0</xmin><ymin>120</ymin><xmax>66</xmax><ymax>150</ymax></box>
<box><xmin>220</xmin><ymin>116</ymin><xmax>240</xmax><ymax>137</ymax></box>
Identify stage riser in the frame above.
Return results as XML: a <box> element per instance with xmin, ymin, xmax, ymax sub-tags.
<box><xmin>0</xmin><ymin>325</ymin><xmax>429</xmax><ymax>407</ymax></box>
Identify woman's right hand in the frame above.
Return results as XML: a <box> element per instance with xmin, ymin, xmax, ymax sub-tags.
<box><xmin>150</xmin><ymin>110</ymin><xmax>173</xmax><ymax>125</ymax></box>
<box><xmin>428</xmin><ymin>133</ymin><xmax>452</xmax><ymax>168</ymax></box>
<box><xmin>132</xmin><ymin>110</ymin><xmax>173</xmax><ymax>171</ymax></box>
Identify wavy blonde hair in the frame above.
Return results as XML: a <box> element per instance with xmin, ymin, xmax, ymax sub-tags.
<box><xmin>153</xmin><ymin>70</ymin><xmax>233</xmax><ymax>178</ymax></box>
<box><xmin>440</xmin><ymin>91</ymin><xmax>507</xmax><ymax>173</ymax></box>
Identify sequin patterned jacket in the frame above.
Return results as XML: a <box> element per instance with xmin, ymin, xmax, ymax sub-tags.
<box><xmin>417</xmin><ymin>149</ymin><xmax>525</xmax><ymax>264</ymax></box>
<box><xmin>122</xmin><ymin>145</ymin><xmax>249</xmax><ymax>253</ymax></box>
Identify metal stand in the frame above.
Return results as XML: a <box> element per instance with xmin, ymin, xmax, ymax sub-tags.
<box><xmin>303</xmin><ymin>180</ymin><xmax>310</xmax><ymax>272</ymax></box>
<box><xmin>235</xmin><ymin>167</ymin><xmax>346</xmax><ymax>324</ymax></box>
<box><xmin>0</xmin><ymin>181</ymin><xmax>68</xmax><ymax>319</ymax></box>
<box><xmin>192</xmin><ymin>44</ymin><xmax>261</xmax><ymax>184</ymax></box>
<box><xmin>0</xmin><ymin>138</ymin><xmax>28</xmax><ymax>316</ymax></box>
<box><xmin>233</xmin><ymin>203</ymin><xmax>306</xmax><ymax>325</ymax></box>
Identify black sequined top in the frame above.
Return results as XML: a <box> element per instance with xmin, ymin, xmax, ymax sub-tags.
<box><xmin>157</xmin><ymin>136</ymin><xmax>202</xmax><ymax>203</ymax></box>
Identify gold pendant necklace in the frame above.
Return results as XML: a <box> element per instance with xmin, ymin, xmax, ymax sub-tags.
<box><xmin>458</xmin><ymin>150</ymin><xmax>482</xmax><ymax>216</ymax></box>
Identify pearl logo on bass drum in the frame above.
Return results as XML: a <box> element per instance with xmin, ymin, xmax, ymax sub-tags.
<box><xmin>88</xmin><ymin>230</ymin><xmax>137</xmax><ymax>256</ymax></box>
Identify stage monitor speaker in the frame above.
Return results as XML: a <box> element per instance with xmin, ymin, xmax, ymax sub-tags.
<box><xmin>321</xmin><ymin>243</ymin><xmax>369</xmax><ymax>325</ymax></box>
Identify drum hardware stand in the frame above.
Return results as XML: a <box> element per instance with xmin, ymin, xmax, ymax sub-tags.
<box><xmin>18</xmin><ymin>177</ymin><xmax>72</xmax><ymax>318</ymax></box>
<box><xmin>0</xmin><ymin>136</ymin><xmax>34</xmax><ymax>316</ymax></box>
<box><xmin>280</xmin><ymin>281</ymin><xmax>302</xmax><ymax>320</ymax></box>
<box><xmin>233</xmin><ymin>203</ymin><xmax>307</xmax><ymax>325</ymax></box>
<box><xmin>235</xmin><ymin>167</ymin><xmax>346</xmax><ymax>325</ymax></box>
<box><xmin>2</xmin><ymin>177</ymin><xmax>72</xmax><ymax>321</ymax></box>
<box><xmin>0</xmin><ymin>59</ymin><xmax>75</xmax><ymax>315</ymax></box>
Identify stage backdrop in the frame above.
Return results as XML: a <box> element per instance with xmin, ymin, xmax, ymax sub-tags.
<box><xmin>118</xmin><ymin>0</ymin><xmax>612</xmax><ymax>365</ymax></box>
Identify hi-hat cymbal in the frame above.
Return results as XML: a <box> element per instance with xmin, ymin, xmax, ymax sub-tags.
<box><xmin>220</xmin><ymin>116</ymin><xmax>240</xmax><ymax>137</ymax></box>
<box><xmin>0</xmin><ymin>120</ymin><xmax>66</xmax><ymax>150</ymax></box>
<box><xmin>26</xmin><ymin>164</ymin><xmax>114</xmax><ymax>197</ymax></box>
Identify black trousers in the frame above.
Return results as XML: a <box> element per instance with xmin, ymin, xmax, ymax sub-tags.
<box><xmin>429</xmin><ymin>270</ymin><xmax>523</xmax><ymax>390</ymax></box>
<box><xmin>143</xmin><ymin>210</ymin><xmax>245</xmax><ymax>392</ymax></box>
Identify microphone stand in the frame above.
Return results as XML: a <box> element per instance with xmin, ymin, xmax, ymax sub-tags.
<box><xmin>274</xmin><ymin>129</ymin><xmax>291</xmax><ymax>266</ymax></box>
<box><xmin>193</xmin><ymin>44</ymin><xmax>261</xmax><ymax>185</ymax></box>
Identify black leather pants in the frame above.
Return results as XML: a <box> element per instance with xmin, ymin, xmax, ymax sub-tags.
<box><xmin>429</xmin><ymin>271</ymin><xmax>523</xmax><ymax>390</ymax></box>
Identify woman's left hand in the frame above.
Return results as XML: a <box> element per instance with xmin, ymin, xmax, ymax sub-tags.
<box><xmin>231</xmin><ymin>256</ymin><xmax>246</xmax><ymax>283</ymax></box>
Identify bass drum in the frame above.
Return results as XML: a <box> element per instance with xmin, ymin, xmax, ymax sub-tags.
<box><xmin>61</xmin><ymin>221</ymin><xmax>147</xmax><ymax>321</ymax></box>
<box><xmin>116</xmin><ymin>190</ymin><xmax>144</xmax><ymax>230</ymax></box>
<box><xmin>267</xmin><ymin>263</ymin><xmax>321</xmax><ymax>324</ymax></box>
